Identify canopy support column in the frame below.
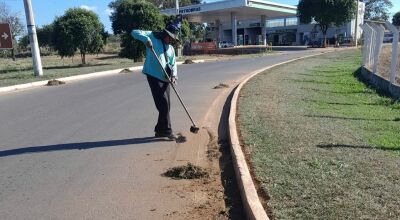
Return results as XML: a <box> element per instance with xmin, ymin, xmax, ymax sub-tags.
<box><xmin>231</xmin><ymin>12</ymin><xmax>237</xmax><ymax>46</ymax></box>
<box><xmin>261</xmin><ymin>15</ymin><xmax>267</xmax><ymax>46</ymax></box>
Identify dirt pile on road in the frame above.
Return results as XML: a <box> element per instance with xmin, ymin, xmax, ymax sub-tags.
<box><xmin>213</xmin><ymin>83</ymin><xmax>229</xmax><ymax>89</ymax></box>
<box><xmin>164</xmin><ymin>163</ymin><xmax>209</xmax><ymax>179</ymax></box>
<box><xmin>119</xmin><ymin>68</ymin><xmax>132</xmax><ymax>73</ymax></box>
<box><xmin>47</xmin><ymin>80</ymin><xmax>66</xmax><ymax>86</ymax></box>
<box><xmin>184</xmin><ymin>59</ymin><xmax>194</xmax><ymax>64</ymax></box>
<box><xmin>175</xmin><ymin>133</ymin><xmax>187</xmax><ymax>143</ymax></box>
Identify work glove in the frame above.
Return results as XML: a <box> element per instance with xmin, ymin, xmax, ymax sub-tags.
<box><xmin>146</xmin><ymin>40</ymin><xmax>153</xmax><ymax>49</ymax></box>
<box><xmin>171</xmin><ymin>76</ymin><xmax>177</xmax><ymax>85</ymax></box>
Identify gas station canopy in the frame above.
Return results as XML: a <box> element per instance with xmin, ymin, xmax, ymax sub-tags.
<box><xmin>161</xmin><ymin>0</ymin><xmax>297</xmax><ymax>23</ymax></box>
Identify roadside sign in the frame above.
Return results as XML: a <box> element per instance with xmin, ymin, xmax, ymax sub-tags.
<box><xmin>0</xmin><ymin>23</ymin><xmax>13</xmax><ymax>49</ymax></box>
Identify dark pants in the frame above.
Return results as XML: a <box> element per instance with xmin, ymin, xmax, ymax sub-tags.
<box><xmin>146</xmin><ymin>75</ymin><xmax>172</xmax><ymax>135</ymax></box>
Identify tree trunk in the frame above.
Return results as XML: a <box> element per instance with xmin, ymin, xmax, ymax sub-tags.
<box><xmin>133</xmin><ymin>57</ymin><xmax>143</xmax><ymax>62</ymax></box>
<box><xmin>81</xmin><ymin>52</ymin><xmax>86</xmax><ymax>65</ymax></box>
<box><xmin>12</xmin><ymin>48</ymin><xmax>16</xmax><ymax>61</ymax></box>
<box><xmin>321</xmin><ymin>25</ymin><xmax>328</xmax><ymax>48</ymax></box>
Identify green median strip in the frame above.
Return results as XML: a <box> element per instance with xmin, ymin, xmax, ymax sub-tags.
<box><xmin>238</xmin><ymin>49</ymin><xmax>400</xmax><ymax>219</ymax></box>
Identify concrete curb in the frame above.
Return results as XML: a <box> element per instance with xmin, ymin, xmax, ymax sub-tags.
<box><xmin>360</xmin><ymin>67</ymin><xmax>400</xmax><ymax>99</ymax></box>
<box><xmin>0</xmin><ymin>59</ymin><xmax>206</xmax><ymax>95</ymax></box>
<box><xmin>228</xmin><ymin>52</ymin><xmax>332</xmax><ymax>220</ymax></box>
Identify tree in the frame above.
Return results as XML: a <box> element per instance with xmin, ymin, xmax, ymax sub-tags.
<box><xmin>109</xmin><ymin>0</ymin><xmax>164</xmax><ymax>61</ymax></box>
<box><xmin>18</xmin><ymin>34</ymin><xmax>29</xmax><ymax>51</ymax></box>
<box><xmin>298</xmin><ymin>0</ymin><xmax>356</xmax><ymax>47</ymax></box>
<box><xmin>393</xmin><ymin>11</ymin><xmax>400</xmax><ymax>26</ymax></box>
<box><xmin>363</xmin><ymin>0</ymin><xmax>393</xmax><ymax>21</ymax></box>
<box><xmin>180</xmin><ymin>19</ymin><xmax>191</xmax><ymax>43</ymax></box>
<box><xmin>36</xmin><ymin>24</ymin><xmax>54</xmax><ymax>48</ymax></box>
<box><xmin>189</xmin><ymin>22</ymin><xmax>205</xmax><ymax>42</ymax></box>
<box><xmin>0</xmin><ymin>1</ymin><xmax>25</xmax><ymax>60</ymax></box>
<box><xmin>53</xmin><ymin>8</ymin><xmax>106</xmax><ymax>64</ymax></box>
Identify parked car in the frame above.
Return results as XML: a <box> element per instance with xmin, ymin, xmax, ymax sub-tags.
<box><xmin>383</xmin><ymin>33</ymin><xmax>393</xmax><ymax>43</ymax></box>
<box><xmin>308</xmin><ymin>38</ymin><xmax>324</xmax><ymax>48</ymax></box>
<box><xmin>219</xmin><ymin>41</ymin><xmax>234</xmax><ymax>48</ymax></box>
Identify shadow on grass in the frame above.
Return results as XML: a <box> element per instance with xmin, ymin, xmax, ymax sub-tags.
<box><xmin>304</xmin><ymin>114</ymin><xmax>398</xmax><ymax>122</ymax></box>
<box><xmin>94</xmin><ymin>55</ymin><xmax>121</xmax><ymax>60</ymax></box>
<box><xmin>317</xmin><ymin>143</ymin><xmax>400</xmax><ymax>151</ymax></box>
<box><xmin>44</xmin><ymin>63</ymin><xmax>110</xmax><ymax>70</ymax></box>
<box><xmin>287</xmin><ymin>78</ymin><xmax>355</xmax><ymax>86</ymax></box>
<box><xmin>0</xmin><ymin>63</ymin><xmax>111</xmax><ymax>74</ymax></box>
<box><xmin>297</xmin><ymin>73</ymin><xmax>350</xmax><ymax>78</ymax></box>
<box><xmin>0</xmin><ymin>67</ymin><xmax>35</xmax><ymax>74</ymax></box>
<box><xmin>302</xmin><ymin>99</ymin><xmax>395</xmax><ymax>107</ymax></box>
<box><xmin>300</xmin><ymin>87</ymin><xmax>374</xmax><ymax>94</ymax></box>
<box><xmin>0</xmin><ymin>137</ymin><xmax>164</xmax><ymax>158</ymax></box>
<box><xmin>302</xmin><ymin>99</ymin><xmax>358</xmax><ymax>106</ymax></box>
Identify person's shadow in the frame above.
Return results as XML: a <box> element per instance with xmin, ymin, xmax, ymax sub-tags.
<box><xmin>0</xmin><ymin>137</ymin><xmax>164</xmax><ymax>158</ymax></box>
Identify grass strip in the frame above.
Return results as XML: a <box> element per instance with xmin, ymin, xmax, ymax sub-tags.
<box><xmin>238</xmin><ymin>49</ymin><xmax>400</xmax><ymax>219</ymax></box>
<box><xmin>0</xmin><ymin>55</ymin><xmax>138</xmax><ymax>87</ymax></box>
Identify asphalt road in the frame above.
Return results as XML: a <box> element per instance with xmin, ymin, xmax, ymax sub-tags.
<box><xmin>0</xmin><ymin>50</ymin><xmax>323</xmax><ymax>219</ymax></box>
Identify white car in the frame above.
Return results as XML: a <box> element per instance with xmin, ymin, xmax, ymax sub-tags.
<box><xmin>219</xmin><ymin>41</ymin><xmax>234</xmax><ymax>48</ymax></box>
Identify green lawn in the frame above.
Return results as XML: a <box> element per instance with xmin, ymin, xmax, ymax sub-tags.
<box><xmin>238</xmin><ymin>49</ymin><xmax>400</xmax><ymax>219</ymax></box>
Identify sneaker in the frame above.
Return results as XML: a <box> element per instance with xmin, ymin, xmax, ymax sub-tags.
<box><xmin>155</xmin><ymin>132</ymin><xmax>177</xmax><ymax>141</ymax></box>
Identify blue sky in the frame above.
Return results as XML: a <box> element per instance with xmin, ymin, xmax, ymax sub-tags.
<box><xmin>4</xmin><ymin>0</ymin><xmax>400</xmax><ymax>33</ymax></box>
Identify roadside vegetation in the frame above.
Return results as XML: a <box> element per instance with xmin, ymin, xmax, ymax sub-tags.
<box><xmin>0</xmin><ymin>0</ymin><xmax>275</xmax><ymax>88</ymax></box>
<box><xmin>0</xmin><ymin>54</ymin><xmax>138</xmax><ymax>87</ymax></box>
<box><xmin>0</xmin><ymin>52</ymin><xmax>270</xmax><ymax>87</ymax></box>
<box><xmin>297</xmin><ymin>0</ymin><xmax>356</xmax><ymax>47</ymax></box>
<box><xmin>378</xmin><ymin>45</ymin><xmax>400</xmax><ymax>85</ymax></box>
<box><xmin>238</xmin><ymin>49</ymin><xmax>400</xmax><ymax>219</ymax></box>
<box><xmin>0</xmin><ymin>0</ymin><xmax>207</xmax><ymax>87</ymax></box>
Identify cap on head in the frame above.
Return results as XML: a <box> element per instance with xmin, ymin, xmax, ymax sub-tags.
<box><xmin>164</xmin><ymin>20</ymin><xmax>181</xmax><ymax>42</ymax></box>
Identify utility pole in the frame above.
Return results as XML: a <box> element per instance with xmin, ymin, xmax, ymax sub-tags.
<box><xmin>354</xmin><ymin>0</ymin><xmax>359</xmax><ymax>47</ymax></box>
<box><xmin>175</xmin><ymin>0</ymin><xmax>182</xmax><ymax>57</ymax></box>
<box><xmin>23</xmin><ymin>0</ymin><xmax>43</xmax><ymax>76</ymax></box>
<box><xmin>175</xmin><ymin>0</ymin><xmax>179</xmax><ymax>15</ymax></box>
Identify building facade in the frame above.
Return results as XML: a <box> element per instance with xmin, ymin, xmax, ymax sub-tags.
<box><xmin>162</xmin><ymin>0</ymin><xmax>365</xmax><ymax>46</ymax></box>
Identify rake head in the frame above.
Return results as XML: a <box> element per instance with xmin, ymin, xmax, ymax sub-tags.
<box><xmin>190</xmin><ymin>126</ymin><xmax>200</xmax><ymax>134</ymax></box>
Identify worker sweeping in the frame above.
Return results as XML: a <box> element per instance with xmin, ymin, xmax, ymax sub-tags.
<box><xmin>132</xmin><ymin>20</ymin><xmax>194</xmax><ymax>141</ymax></box>
<box><xmin>131</xmin><ymin>22</ymin><xmax>179</xmax><ymax>140</ymax></box>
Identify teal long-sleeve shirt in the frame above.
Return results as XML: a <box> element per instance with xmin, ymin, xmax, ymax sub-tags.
<box><xmin>131</xmin><ymin>30</ymin><xmax>177</xmax><ymax>82</ymax></box>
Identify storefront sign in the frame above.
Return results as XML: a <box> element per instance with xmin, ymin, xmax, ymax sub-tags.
<box><xmin>179</xmin><ymin>7</ymin><xmax>201</xmax><ymax>14</ymax></box>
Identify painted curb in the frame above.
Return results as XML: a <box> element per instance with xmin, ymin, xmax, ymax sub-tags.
<box><xmin>228</xmin><ymin>52</ymin><xmax>332</xmax><ymax>220</ymax></box>
<box><xmin>0</xmin><ymin>59</ymin><xmax>206</xmax><ymax>95</ymax></box>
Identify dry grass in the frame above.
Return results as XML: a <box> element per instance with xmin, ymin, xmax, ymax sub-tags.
<box><xmin>163</xmin><ymin>163</ymin><xmax>209</xmax><ymax>180</ymax></box>
<box><xmin>0</xmin><ymin>54</ymin><xmax>138</xmax><ymax>87</ymax></box>
<box><xmin>377</xmin><ymin>45</ymin><xmax>400</xmax><ymax>84</ymax></box>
